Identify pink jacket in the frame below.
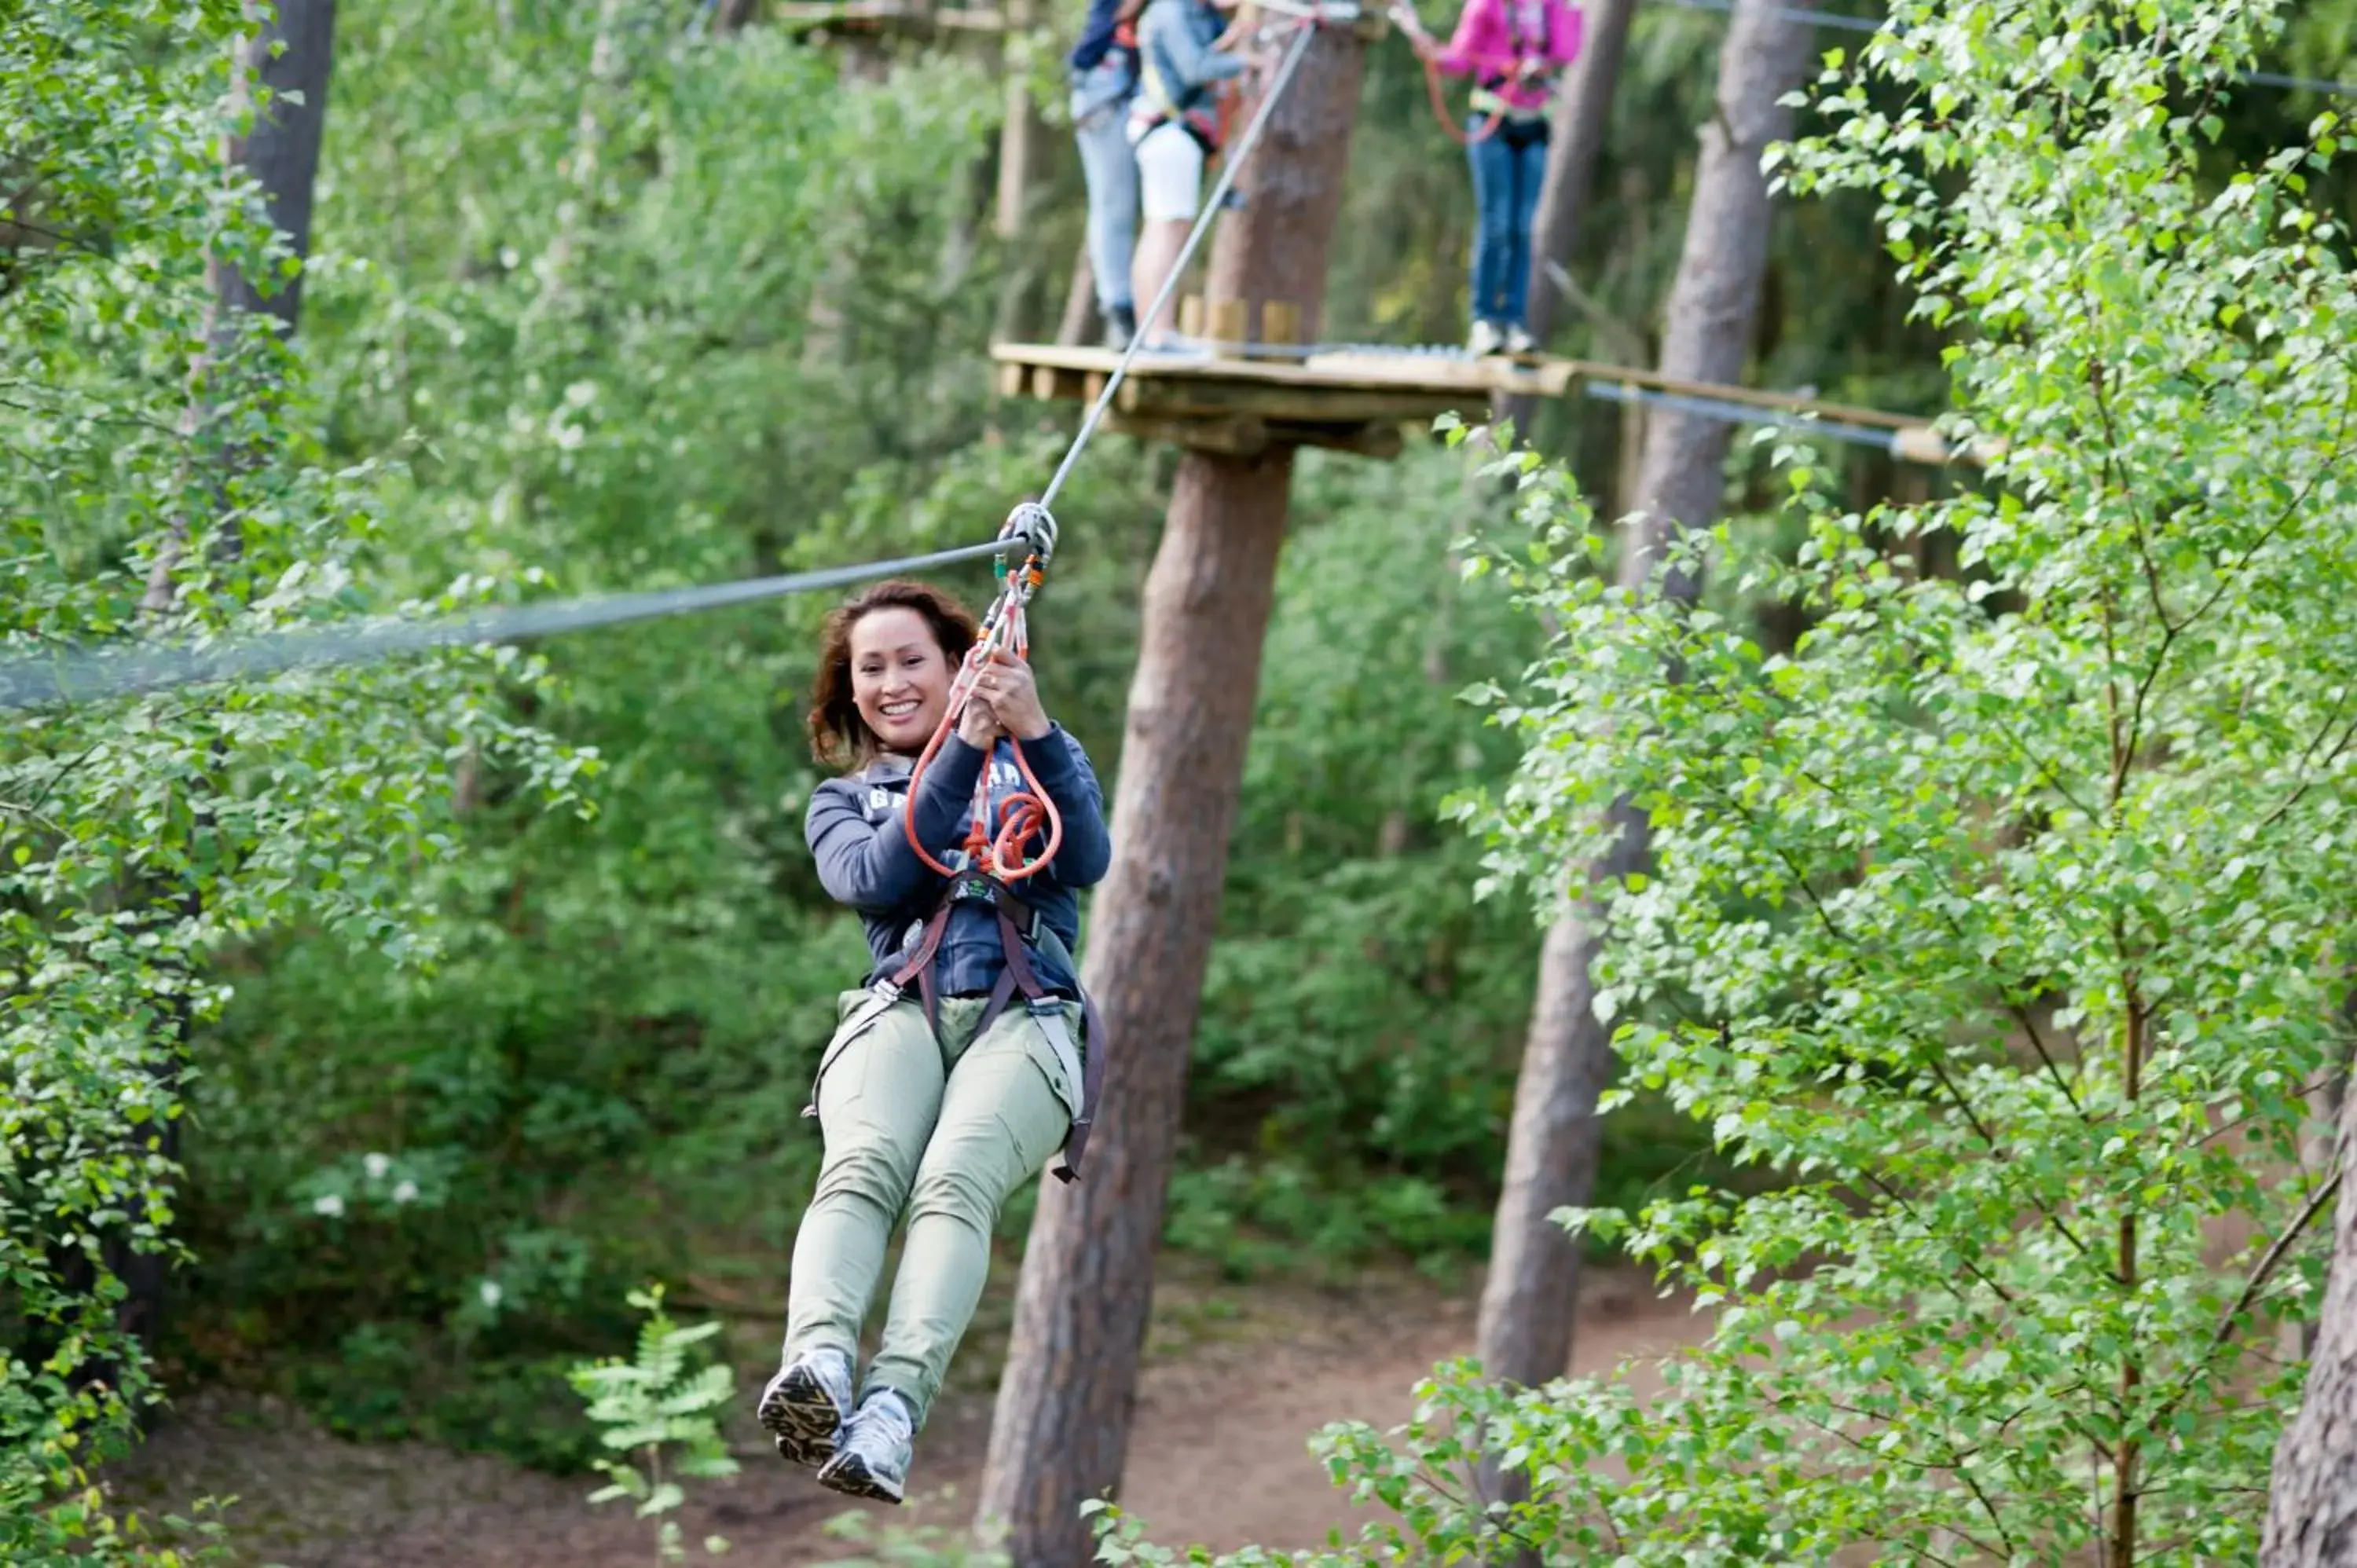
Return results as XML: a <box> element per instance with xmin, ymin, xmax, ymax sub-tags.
<box><xmin>1432</xmin><ymin>0</ymin><xmax>1582</xmax><ymax>114</ymax></box>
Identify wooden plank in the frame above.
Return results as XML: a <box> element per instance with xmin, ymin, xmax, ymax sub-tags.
<box><xmin>1083</xmin><ymin>371</ymin><xmax>1108</xmax><ymax>405</ymax></box>
<box><xmin>1179</xmin><ymin>295</ymin><xmax>1206</xmax><ymax>339</ymax></box>
<box><xmin>987</xmin><ymin>343</ymin><xmax>1936</xmax><ymax>430</ymax></box>
<box><xmin>1116</xmin><ymin>376</ymin><xmax>1479</xmax><ymax>424</ymax></box>
<box><xmin>1260</xmin><ymin>299</ymin><xmax>1303</xmax><ymax>348</ymax></box>
<box><xmin>1207</xmin><ymin>298</ymin><xmax>1249</xmax><ymax>346</ymax></box>
<box><xmin>992</xmin><ymin>341</ymin><xmax>1562</xmax><ymax>397</ymax></box>
<box><xmin>1270</xmin><ymin>421</ymin><xmax>1408</xmax><ymax>460</ymax></box>
<box><xmin>1563</xmin><ymin>357</ymin><xmax>1920</xmax><ymax>431</ymax></box>
<box><xmin>1102</xmin><ymin>411</ymin><xmax>1269</xmax><ymax>456</ymax></box>
<box><xmin>1299</xmin><ymin>350</ymin><xmax>1575</xmax><ymax>397</ymax></box>
<box><xmin>995</xmin><ymin>360</ymin><xmax>1028</xmax><ymax>399</ymax></box>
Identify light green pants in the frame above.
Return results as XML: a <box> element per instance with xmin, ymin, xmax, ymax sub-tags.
<box><xmin>785</xmin><ymin>991</ymin><xmax>1079</xmax><ymax>1426</ymax></box>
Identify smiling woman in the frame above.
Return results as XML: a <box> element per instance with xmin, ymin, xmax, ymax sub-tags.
<box><xmin>765</xmin><ymin>577</ymin><xmax>1112</xmax><ymax>1506</ymax></box>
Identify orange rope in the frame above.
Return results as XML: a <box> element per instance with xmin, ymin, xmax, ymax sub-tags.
<box><xmin>900</xmin><ymin>553</ymin><xmax>1065</xmax><ymax>885</ymax></box>
<box><xmin>1419</xmin><ymin>53</ymin><xmax>1501</xmax><ymax>145</ymax></box>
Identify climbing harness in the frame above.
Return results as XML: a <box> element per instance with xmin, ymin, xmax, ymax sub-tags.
<box><xmin>1388</xmin><ymin>0</ymin><xmax>1560</xmax><ymax>147</ymax></box>
<box><xmin>830</xmin><ymin>500</ymin><xmax>1106</xmax><ymax>1182</ymax></box>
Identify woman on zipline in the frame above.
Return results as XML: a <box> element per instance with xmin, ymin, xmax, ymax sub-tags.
<box><xmin>1401</xmin><ymin>0</ymin><xmax>1583</xmax><ymax>357</ymax></box>
<box><xmin>758</xmin><ymin>578</ymin><xmax>1110</xmax><ymax>1503</ymax></box>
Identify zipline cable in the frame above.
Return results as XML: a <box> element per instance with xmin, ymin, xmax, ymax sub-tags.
<box><xmin>0</xmin><ymin>538</ymin><xmax>1010</xmax><ymax>713</ymax></box>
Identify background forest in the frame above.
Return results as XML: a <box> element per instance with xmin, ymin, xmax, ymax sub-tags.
<box><xmin>8</xmin><ymin>0</ymin><xmax>2357</xmax><ymax>1563</ymax></box>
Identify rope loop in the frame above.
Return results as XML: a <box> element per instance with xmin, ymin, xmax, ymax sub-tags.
<box><xmin>901</xmin><ymin>505</ymin><xmax>1066</xmax><ymax>885</ymax></box>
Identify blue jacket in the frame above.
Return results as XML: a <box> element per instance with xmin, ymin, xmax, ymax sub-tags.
<box><xmin>1069</xmin><ymin>0</ymin><xmax>1127</xmax><ymax>71</ymax></box>
<box><xmin>1135</xmin><ymin>0</ymin><xmax>1242</xmax><ymax>119</ymax></box>
<box><xmin>805</xmin><ymin>727</ymin><xmax>1113</xmax><ymax>997</ymax></box>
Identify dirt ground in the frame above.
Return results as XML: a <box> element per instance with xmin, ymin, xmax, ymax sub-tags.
<box><xmin>108</xmin><ymin>1260</ymin><xmax>1706</xmax><ymax>1567</ymax></box>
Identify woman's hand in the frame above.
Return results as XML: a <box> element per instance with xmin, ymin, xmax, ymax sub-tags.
<box><xmin>972</xmin><ymin>654</ymin><xmax>1052</xmax><ymax>742</ymax></box>
<box><xmin>958</xmin><ymin>694</ymin><xmax>1004</xmax><ymax>749</ymax></box>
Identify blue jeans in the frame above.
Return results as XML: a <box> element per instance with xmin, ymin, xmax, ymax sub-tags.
<box><xmin>1468</xmin><ymin>118</ymin><xmax>1549</xmax><ymax>329</ymax></box>
<box><xmin>1072</xmin><ymin>64</ymin><xmax>1138</xmax><ymax>315</ymax></box>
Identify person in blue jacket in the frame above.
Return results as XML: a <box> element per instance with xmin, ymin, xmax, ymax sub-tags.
<box><xmin>1127</xmin><ymin>0</ymin><xmax>1248</xmax><ymax>346</ymax></box>
<box><xmin>1069</xmin><ymin>0</ymin><xmax>1142</xmax><ymax>348</ymax></box>
<box><xmin>755</xmin><ymin>578</ymin><xmax>1112</xmax><ymax>1504</ymax></box>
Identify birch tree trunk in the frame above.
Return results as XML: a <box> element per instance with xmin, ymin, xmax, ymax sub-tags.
<box><xmin>1472</xmin><ymin>0</ymin><xmax>1816</xmax><ymax>1543</ymax></box>
<box><xmin>975</xmin><ymin>26</ymin><xmax>1369</xmax><ymax>1567</ymax></box>
<box><xmin>2264</xmin><ymin>1082</ymin><xmax>2357</xmax><ymax>1565</ymax></box>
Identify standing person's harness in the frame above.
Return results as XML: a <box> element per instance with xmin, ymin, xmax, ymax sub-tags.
<box><xmin>1467</xmin><ymin>0</ymin><xmax>1554</xmax><ymax>123</ymax></box>
<box><xmin>1130</xmin><ymin>0</ymin><xmax>1236</xmax><ymax>156</ymax></box>
<box><xmin>813</xmin><ymin>504</ymin><xmax>1106</xmax><ymax>1184</ymax></box>
<box><xmin>874</xmin><ymin>866</ymin><xmax>1104</xmax><ymax>1183</ymax></box>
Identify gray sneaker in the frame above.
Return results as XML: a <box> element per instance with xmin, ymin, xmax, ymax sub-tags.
<box><xmin>815</xmin><ymin>1387</ymin><xmax>915</xmax><ymax>1504</ymax></box>
<box><xmin>755</xmin><ymin>1346</ymin><xmax>853</xmax><ymax>1467</ymax></box>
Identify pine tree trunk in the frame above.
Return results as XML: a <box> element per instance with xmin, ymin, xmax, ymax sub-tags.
<box><xmin>975</xmin><ymin>27</ymin><xmax>1369</xmax><ymax>1568</ymax></box>
<box><xmin>2264</xmin><ymin>1082</ymin><xmax>2357</xmax><ymax>1564</ymax></box>
<box><xmin>1472</xmin><ymin>0</ymin><xmax>1814</xmax><ymax>1542</ymax></box>
<box><xmin>1495</xmin><ymin>0</ymin><xmax>1634</xmax><ymax>432</ymax></box>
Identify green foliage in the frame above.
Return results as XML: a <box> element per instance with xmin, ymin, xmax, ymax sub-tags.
<box><xmin>566</xmin><ymin>1284</ymin><xmax>737</xmax><ymax>1565</ymax></box>
<box><xmin>2</xmin><ymin>1</ymin><xmax>574</xmax><ymax>1556</ymax></box>
<box><xmin>1193</xmin><ymin>2</ymin><xmax>2355</xmax><ymax>1566</ymax></box>
<box><xmin>815</xmin><ymin>1508</ymin><xmax>1014</xmax><ymax>1568</ymax></box>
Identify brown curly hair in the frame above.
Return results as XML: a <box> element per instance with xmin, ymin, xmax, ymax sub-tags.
<box><xmin>805</xmin><ymin>579</ymin><xmax>981</xmax><ymax>770</ymax></box>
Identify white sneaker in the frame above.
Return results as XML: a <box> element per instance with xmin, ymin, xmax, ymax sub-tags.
<box><xmin>816</xmin><ymin>1387</ymin><xmax>915</xmax><ymax>1504</ymax></box>
<box><xmin>1468</xmin><ymin>320</ymin><xmax>1504</xmax><ymax>357</ymax></box>
<box><xmin>1504</xmin><ymin>324</ymin><xmax>1537</xmax><ymax>354</ymax></box>
<box><xmin>756</xmin><ymin>1345</ymin><xmax>855</xmax><ymax>1467</ymax></box>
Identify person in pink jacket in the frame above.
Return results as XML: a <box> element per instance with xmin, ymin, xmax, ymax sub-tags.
<box><xmin>1404</xmin><ymin>0</ymin><xmax>1582</xmax><ymax>356</ymax></box>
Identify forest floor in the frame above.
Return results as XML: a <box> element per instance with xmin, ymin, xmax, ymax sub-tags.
<box><xmin>112</xmin><ymin>1258</ymin><xmax>1706</xmax><ymax>1566</ymax></box>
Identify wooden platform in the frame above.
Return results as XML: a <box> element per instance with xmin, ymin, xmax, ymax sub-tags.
<box><xmin>992</xmin><ymin>340</ymin><xmax>1994</xmax><ymax>466</ymax></box>
<box><xmin>770</xmin><ymin>0</ymin><xmax>1007</xmax><ymax>33</ymax></box>
<box><xmin>992</xmin><ymin>343</ymin><xmax>1575</xmax><ymax>460</ymax></box>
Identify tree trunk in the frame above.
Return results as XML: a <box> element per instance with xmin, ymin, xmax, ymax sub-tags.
<box><xmin>2266</xmin><ymin>1077</ymin><xmax>2357</xmax><ymax>1564</ymax></box>
<box><xmin>990</xmin><ymin>7</ymin><xmax>1049</xmax><ymax>343</ymax></box>
<box><xmin>219</xmin><ymin>0</ymin><xmax>338</xmax><ymax>332</ymax></box>
<box><xmin>1054</xmin><ymin>236</ymin><xmax>1097</xmax><ymax>346</ymax></box>
<box><xmin>996</xmin><ymin>0</ymin><xmax>1040</xmax><ymax>244</ymax></box>
<box><xmin>1472</xmin><ymin>0</ymin><xmax>1814</xmax><ymax>1543</ymax></box>
<box><xmin>975</xmin><ymin>27</ymin><xmax>1369</xmax><ymax>1568</ymax></box>
<box><xmin>1495</xmin><ymin>0</ymin><xmax>1635</xmax><ymax>432</ymax></box>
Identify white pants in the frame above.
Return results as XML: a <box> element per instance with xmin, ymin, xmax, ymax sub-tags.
<box><xmin>1131</xmin><ymin>120</ymin><xmax>1206</xmax><ymax>223</ymax></box>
